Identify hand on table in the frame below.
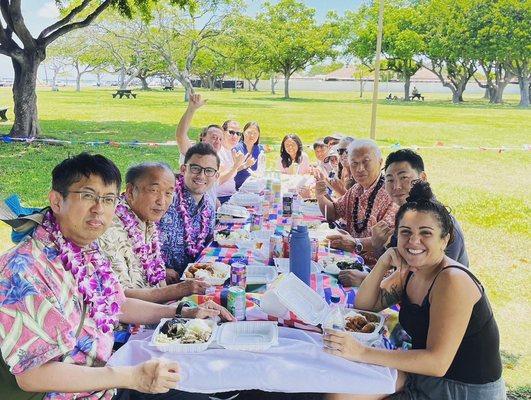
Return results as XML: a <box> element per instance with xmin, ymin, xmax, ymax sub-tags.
<box><xmin>182</xmin><ymin>300</ymin><xmax>236</xmax><ymax>321</ymax></box>
<box><xmin>338</xmin><ymin>269</ymin><xmax>369</xmax><ymax>287</ymax></box>
<box><xmin>322</xmin><ymin>329</ymin><xmax>367</xmax><ymax>363</ymax></box>
<box><xmin>129</xmin><ymin>359</ymin><xmax>180</xmax><ymax>393</ymax></box>
<box><xmin>175</xmin><ymin>278</ymin><xmax>210</xmax><ymax>297</ymax></box>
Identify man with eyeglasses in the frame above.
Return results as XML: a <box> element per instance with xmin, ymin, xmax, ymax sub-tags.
<box><xmin>98</xmin><ymin>163</ymin><xmax>215</xmax><ymax>314</ymax></box>
<box><xmin>0</xmin><ymin>152</ymin><xmax>230</xmax><ymax>400</ymax></box>
<box><xmin>175</xmin><ymin>94</ymin><xmax>253</xmax><ymax>205</ymax></box>
<box><xmin>158</xmin><ymin>143</ymin><xmax>220</xmax><ymax>276</ymax></box>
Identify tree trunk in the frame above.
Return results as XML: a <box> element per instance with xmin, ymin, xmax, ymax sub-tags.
<box><xmin>270</xmin><ymin>75</ymin><xmax>276</xmax><ymax>95</ymax></box>
<box><xmin>283</xmin><ymin>70</ymin><xmax>290</xmax><ymax>99</ymax></box>
<box><xmin>76</xmin><ymin>74</ymin><xmax>81</xmax><ymax>92</ymax></box>
<box><xmin>96</xmin><ymin>72</ymin><xmax>102</xmax><ymax>87</ymax></box>
<box><xmin>518</xmin><ymin>77</ymin><xmax>530</xmax><ymax>107</ymax></box>
<box><xmin>139</xmin><ymin>76</ymin><xmax>149</xmax><ymax>90</ymax></box>
<box><xmin>9</xmin><ymin>54</ymin><xmax>43</xmax><ymax>138</ymax></box>
<box><xmin>251</xmin><ymin>78</ymin><xmax>259</xmax><ymax>91</ymax></box>
<box><xmin>403</xmin><ymin>75</ymin><xmax>411</xmax><ymax>101</ymax></box>
<box><xmin>483</xmin><ymin>88</ymin><xmax>490</xmax><ymax>99</ymax></box>
<box><xmin>119</xmin><ymin>68</ymin><xmax>127</xmax><ymax>90</ymax></box>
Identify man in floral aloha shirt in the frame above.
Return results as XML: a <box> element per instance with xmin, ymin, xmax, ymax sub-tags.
<box><xmin>0</xmin><ymin>153</ymin><xmax>227</xmax><ymax>400</ymax></box>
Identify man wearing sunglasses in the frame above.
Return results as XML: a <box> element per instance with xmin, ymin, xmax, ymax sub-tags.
<box><xmin>158</xmin><ymin>142</ymin><xmax>220</xmax><ymax>276</ymax></box>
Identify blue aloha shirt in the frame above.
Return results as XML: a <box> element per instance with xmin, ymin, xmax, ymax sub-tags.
<box><xmin>158</xmin><ymin>185</ymin><xmax>216</xmax><ymax>276</ymax></box>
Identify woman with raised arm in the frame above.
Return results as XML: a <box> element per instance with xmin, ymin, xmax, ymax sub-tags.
<box><xmin>324</xmin><ymin>181</ymin><xmax>505</xmax><ymax>400</ymax></box>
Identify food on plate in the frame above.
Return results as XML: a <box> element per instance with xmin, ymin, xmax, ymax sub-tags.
<box><xmin>344</xmin><ymin>313</ymin><xmax>377</xmax><ymax>334</ymax></box>
<box><xmin>155</xmin><ymin>318</ymin><xmax>213</xmax><ymax>344</ymax></box>
<box><xmin>184</xmin><ymin>262</ymin><xmax>227</xmax><ymax>280</ymax></box>
<box><xmin>359</xmin><ymin>311</ymin><xmax>380</xmax><ymax>323</ymax></box>
<box><xmin>320</xmin><ymin>255</ymin><xmax>365</xmax><ymax>273</ymax></box>
<box><xmin>336</xmin><ymin>260</ymin><xmax>364</xmax><ymax>271</ymax></box>
<box><xmin>215</xmin><ymin>229</ymin><xmax>251</xmax><ymax>244</ymax></box>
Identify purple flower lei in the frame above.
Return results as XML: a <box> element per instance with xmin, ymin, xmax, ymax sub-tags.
<box><xmin>42</xmin><ymin>211</ymin><xmax>120</xmax><ymax>333</ymax></box>
<box><xmin>115</xmin><ymin>196</ymin><xmax>166</xmax><ymax>286</ymax></box>
<box><xmin>174</xmin><ymin>174</ymin><xmax>212</xmax><ymax>257</ymax></box>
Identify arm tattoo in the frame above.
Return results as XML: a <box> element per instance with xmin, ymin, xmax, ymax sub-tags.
<box><xmin>379</xmin><ymin>284</ymin><xmax>401</xmax><ymax>309</ymax></box>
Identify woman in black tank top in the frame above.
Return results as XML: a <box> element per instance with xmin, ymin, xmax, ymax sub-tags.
<box><xmin>323</xmin><ymin>182</ymin><xmax>505</xmax><ymax>400</ymax></box>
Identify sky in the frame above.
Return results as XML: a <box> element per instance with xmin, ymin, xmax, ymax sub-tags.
<box><xmin>0</xmin><ymin>0</ymin><xmax>363</xmax><ymax>79</ymax></box>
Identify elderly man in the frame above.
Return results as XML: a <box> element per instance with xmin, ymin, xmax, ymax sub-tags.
<box><xmin>99</xmin><ymin>162</ymin><xmax>210</xmax><ymax>303</ymax></box>
<box><xmin>175</xmin><ymin>94</ymin><xmax>253</xmax><ymax>204</ymax></box>
<box><xmin>0</xmin><ymin>153</ymin><xmax>230</xmax><ymax>400</ymax></box>
<box><xmin>376</xmin><ymin>148</ymin><xmax>469</xmax><ymax>266</ymax></box>
<box><xmin>158</xmin><ymin>143</ymin><xmax>221</xmax><ymax>276</ymax></box>
<box><xmin>317</xmin><ymin>139</ymin><xmax>398</xmax><ymax>284</ymax></box>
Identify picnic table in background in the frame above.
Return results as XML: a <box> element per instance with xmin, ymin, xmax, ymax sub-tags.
<box><xmin>0</xmin><ymin>107</ymin><xmax>7</xmax><ymax>121</ymax></box>
<box><xmin>112</xmin><ymin>89</ymin><xmax>137</xmax><ymax>99</ymax></box>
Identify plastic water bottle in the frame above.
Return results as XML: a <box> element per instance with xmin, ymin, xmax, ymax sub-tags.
<box><xmin>323</xmin><ymin>296</ymin><xmax>345</xmax><ymax>330</ymax></box>
<box><xmin>257</xmin><ymin>150</ymin><xmax>266</xmax><ymax>177</ymax></box>
<box><xmin>289</xmin><ymin>225</ymin><xmax>311</xmax><ymax>286</ymax></box>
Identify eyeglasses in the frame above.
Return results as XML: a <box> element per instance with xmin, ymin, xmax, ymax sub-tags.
<box><xmin>228</xmin><ymin>130</ymin><xmax>242</xmax><ymax>137</ymax></box>
<box><xmin>68</xmin><ymin>191</ymin><xmax>118</xmax><ymax>207</ymax></box>
<box><xmin>337</xmin><ymin>148</ymin><xmax>348</xmax><ymax>156</ymax></box>
<box><xmin>186</xmin><ymin>163</ymin><xmax>218</xmax><ymax>177</ymax></box>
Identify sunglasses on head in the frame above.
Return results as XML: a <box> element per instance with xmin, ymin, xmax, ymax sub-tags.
<box><xmin>228</xmin><ymin>130</ymin><xmax>242</xmax><ymax>137</ymax></box>
<box><xmin>337</xmin><ymin>148</ymin><xmax>348</xmax><ymax>155</ymax></box>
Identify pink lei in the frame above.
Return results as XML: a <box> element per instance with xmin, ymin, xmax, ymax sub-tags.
<box><xmin>42</xmin><ymin>211</ymin><xmax>121</xmax><ymax>333</ymax></box>
<box><xmin>115</xmin><ymin>196</ymin><xmax>166</xmax><ymax>285</ymax></box>
<box><xmin>174</xmin><ymin>174</ymin><xmax>212</xmax><ymax>257</ymax></box>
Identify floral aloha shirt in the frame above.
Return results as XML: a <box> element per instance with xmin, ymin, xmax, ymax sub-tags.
<box><xmin>0</xmin><ymin>225</ymin><xmax>125</xmax><ymax>400</ymax></box>
<box><xmin>158</xmin><ymin>186</ymin><xmax>216</xmax><ymax>276</ymax></box>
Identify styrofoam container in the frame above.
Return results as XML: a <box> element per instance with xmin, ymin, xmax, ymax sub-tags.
<box><xmin>217</xmin><ymin>204</ymin><xmax>250</xmax><ymax>219</ymax></box>
<box><xmin>273</xmin><ymin>258</ymin><xmax>320</xmax><ymax>274</ymax></box>
<box><xmin>182</xmin><ymin>262</ymin><xmax>230</xmax><ymax>285</ymax></box>
<box><xmin>261</xmin><ymin>273</ymin><xmax>329</xmax><ymax>325</ymax></box>
<box><xmin>216</xmin><ymin>321</ymin><xmax>279</xmax><ymax>352</ymax></box>
<box><xmin>246</xmin><ymin>264</ymin><xmax>277</xmax><ymax>285</ymax></box>
<box><xmin>318</xmin><ymin>254</ymin><xmax>367</xmax><ymax>275</ymax></box>
<box><xmin>228</xmin><ymin>192</ymin><xmax>262</xmax><ymax>207</ymax></box>
<box><xmin>215</xmin><ymin>229</ymin><xmax>251</xmax><ymax>247</ymax></box>
<box><xmin>239</xmin><ymin>178</ymin><xmax>266</xmax><ymax>194</ymax></box>
<box><xmin>150</xmin><ymin>318</ymin><xmax>217</xmax><ymax>353</ymax></box>
<box><xmin>343</xmin><ymin>309</ymin><xmax>385</xmax><ymax>344</ymax></box>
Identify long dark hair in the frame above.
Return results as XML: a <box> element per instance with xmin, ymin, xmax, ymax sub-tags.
<box><xmin>280</xmin><ymin>134</ymin><xmax>303</xmax><ymax>169</ymax></box>
<box><xmin>242</xmin><ymin>121</ymin><xmax>260</xmax><ymax>146</ymax></box>
<box><xmin>395</xmin><ymin>181</ymin><xmax>454</xmax><ymax>244</ymax></box>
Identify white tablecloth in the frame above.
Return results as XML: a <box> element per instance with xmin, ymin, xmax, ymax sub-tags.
<box><xmin>108</xmin><ymin>327</ymin><xmax>397</xmax><ymax>395</ymax></box>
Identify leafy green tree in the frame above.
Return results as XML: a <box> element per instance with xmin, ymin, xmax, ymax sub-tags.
<box><xmin>420</xmin><ymin>0</ymin><xmax>477</xmax><ymax>103</ymax></box>
<box><xmin>257</xmin><ymin>0</ymin><xmax>339</xmax><ymax>98</ymax></box>
<box><xmin>308</xmin><ymin>62</ymin><xmax>344</xmax><ymax>76</ymax></box>
<box><xmin>0</xmin><ymin>0</ymin><xmax>192</xmax><ymax>138</ymax></box>
<box><xmin>343</xmin><ymin>2</ymin><xmax>424</xmax><ymax>101</ymax></box>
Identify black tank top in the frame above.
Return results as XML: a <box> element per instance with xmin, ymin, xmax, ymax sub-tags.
<box><xmin>399</xmin><ymin>265</ymin><xmax>502</xmax><ymax>384</ymax></box>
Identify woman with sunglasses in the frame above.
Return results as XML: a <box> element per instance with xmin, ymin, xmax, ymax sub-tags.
<box><xmin>278</xmin><ymin>133</ymin><xmax>311</xmax><ymax>175</ymax></box>
<box><xmin>234</xmin><ymin>122</ymin><xmax>265</xmax><ymax>190</ymax></box>
<box><xmin>323</xmin><ymin>181</ymin><xmax>504</xmax><ymax>400</ymax></box>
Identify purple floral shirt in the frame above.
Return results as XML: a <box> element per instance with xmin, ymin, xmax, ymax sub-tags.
<box><xmin>0</xmin><ymin>225</ymin><xmax>125</xmax><ymax>400</ymax></box>
<box><xmin>158</xmin><ymin>186</ymin><xmax>215</xmax><ymax>276</ymax></box>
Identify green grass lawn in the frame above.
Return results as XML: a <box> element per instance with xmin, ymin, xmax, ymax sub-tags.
<box><xmin>0</xmin><ymin>87</ymin><xmax>530</xmax><ymax>392</ymax></box>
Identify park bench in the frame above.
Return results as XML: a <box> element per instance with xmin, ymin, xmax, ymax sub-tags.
<box><xmin>163</xmin><ymin>86</ymin><xmax>174</xmax><ymax>91</ymax></box>
<box><xmin>410</xmin><ymin>93</ymin><xmax>424</xmax><ymax>101</ymax></box>
<box><xmin>0</xmin><ymin>107</ymin><xmax>7</xmax><ymax>121</ymax></box>
<box><xmin>112</xmin><ymin>89</ymin><xmax>137</xmax><ymax>99</ymax></box>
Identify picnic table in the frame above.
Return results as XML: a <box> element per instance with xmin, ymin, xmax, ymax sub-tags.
<box><xmin>163</xmin><ymin>86</ymin><xmax>174</xmax><ymax>91</ymax></box>
<box><xmin>112</xmin><ymin>89</ymin><xmax>137</xmax><ymax>99</ymax></box>
<box><xmin>108</xmin><ymin>181</ymin><xmax>400</xmax><ymax>395</ymax></box>
<box><xmin>0</xmin><ymin>107</ymin><xmax>7</xmax><ymax>121</ymax></box>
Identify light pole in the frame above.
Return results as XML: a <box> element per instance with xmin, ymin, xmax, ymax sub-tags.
<box><xmin>370</xmin><ymin>0</ymin><xmax>385</xmax><ymax>140</ymax></box>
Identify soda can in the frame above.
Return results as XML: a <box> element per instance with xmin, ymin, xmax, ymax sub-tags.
<box><xmin>282</xmin><ymin>233</ymin><xmax>290</xmax><ymax>257</ymax></box>
<box><xmin>282</xmin><ymin>194</ymin><xmax>293</xmax><ymax>216</ymax></box>
<box><xmin>269</xmin><ymin>234</ymin><xmax>283</xmax><ymax>260</ymax></box>
<box><xmin>227</xmin><ymin>286</ymin><xmax>246</xmax><ymax>321</ymax></box>
<box><xmin>230</xmin><ymin>262</ymin><xmax>247</xmax><ymax>288</ymax></box>
<box><xmin>311</xmin><ymin>238</ymin><xmax>319</xmax><ymax>262</ymax></box>
<box><xmin>261</xmin><ymin>201</ymin><xmax>271</xmax><ymax>222</ymax></box>
<box><xmin>250</xmin><ymin>213</ymin><xmax>263</xmax><ymax>232</ymax></box>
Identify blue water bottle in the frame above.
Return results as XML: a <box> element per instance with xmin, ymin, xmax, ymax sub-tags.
<box><xmin>289</xmin><ymin>225</ymin><xmax>311</xmax><ymax>286</ymax></box>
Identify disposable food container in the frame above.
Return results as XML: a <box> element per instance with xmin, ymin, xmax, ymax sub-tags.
<box><xmin>182</xmin><ymin>262</ymin><xmax>230</xmax><ymax>286</ymax></box>
<box><xmin>150</xmin><ymin>318</ymin><xmax>217</xmax><ymax>353</ymax></box>
<box><xmin>216</xmin><ymin>321</ymin><xmax>279</xmax><ymax>352</ymax></box>
<box><xmin>246</xmin><ymin>264</ymin><xmax>277</xmax><ymax>285</ymax></box>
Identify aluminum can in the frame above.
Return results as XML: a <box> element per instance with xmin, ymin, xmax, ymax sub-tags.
<box><xmin>282</xmin><ymin>233</ymin><xmax>290</xmax><ymax>257</ymax></box>
<box><xmin>261</xmin><ymin>201</ymin><xmax>271</xmax><ymax>222</ymax></box>
<box><xmin>230</xmin><ymin>262</ymin><xmax>247</xmax><ymax>288</ymax></box>
<box><xmin>250</xmin><ymin>213</ymin><xmax>263</xmax><ymax>232</ymax></box>
<box><xmin>282</xmin><ymin>194</ymin><xmax>293</xmax><ymax>216</ymax></box>
<box><xmin>269</xmin><ymin>234</ymin><xmax>284</xmax><ymax>260</ymax></box>
<box><xmin>227</xmin><ymin>286</ymin><xmax>246</xmax><ymax>321</ymax></box>
<box><xmin>311</xmin><ymin>237</ymin><xmax>319</xmax><ymax>262</ymax></box>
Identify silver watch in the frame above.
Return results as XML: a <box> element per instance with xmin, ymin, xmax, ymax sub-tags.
<box><xmin>354</xmin><ymin>238</ymin><xmax>364</xmax><ymax>254</ymax></box>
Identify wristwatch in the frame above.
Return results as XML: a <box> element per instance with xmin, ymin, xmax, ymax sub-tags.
<box><xmin>175</xmin><ymin>300</ymin><xmax>194</xmax><ymax>318</ymax></box>
<box><xmin>354</xmin><ymin>238</ymin><xmax>364</xmax><ymax>254</ymax></box>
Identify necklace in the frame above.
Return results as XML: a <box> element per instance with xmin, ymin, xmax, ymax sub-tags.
<box><xmin>115</xmin><ymin>196</ymin><xmax>166</xmax><ymax>286</ymax></box>
<box><xmin>42</xmin><ymin>211</ymin><xmax>121</xmax><ymax>333</ymax></box>
<box><xmin>173</xmin><ymin>174</ymin><xmax>212</xmax><ymax>257</ymax></box>
<box><xmin>352</xmin><ymin>175</ymin><xmax>385</xmax><ymax>234</ymax></box>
